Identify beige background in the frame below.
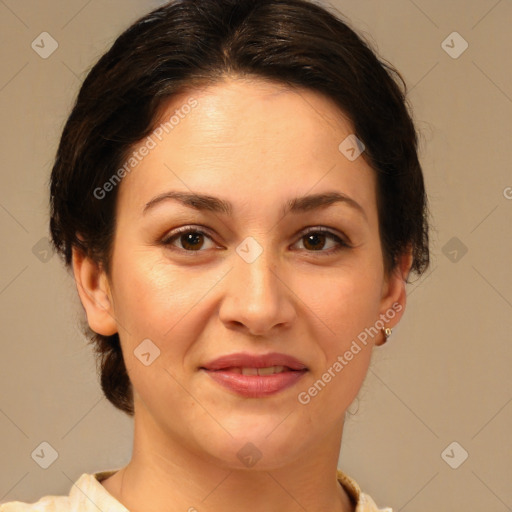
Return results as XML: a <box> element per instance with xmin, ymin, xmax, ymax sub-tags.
<box><xmin>0</xmin><ymin>1</ymin><xmax>511</xmax><ymax>511</ymax></box>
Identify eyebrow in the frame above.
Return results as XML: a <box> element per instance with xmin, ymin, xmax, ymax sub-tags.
<box><xmin>143</xmin><ymin>190</ymin><xmax>367</xmax><ymax>221</ymax></box>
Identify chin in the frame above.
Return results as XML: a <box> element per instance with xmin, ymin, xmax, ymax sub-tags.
<box><xmin>198</xmin><ymin>422</ymin><xmax>309</xmax><ymax>472</ymax></box>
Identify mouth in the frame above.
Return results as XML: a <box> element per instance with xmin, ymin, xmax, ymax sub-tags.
<box><xmin>200</xmin><ymin>351</ymin><xmax>308</xmax><ymax>371</ymax></box>
<box><xmin>199</xmin><ymin>352</ymin><xmax>308</xmax><ymax>397</ymax></box>
<box><xmin>214</xmin><ymin>365</ymin><xmax>297</xmax><ymax>375</ymax></box>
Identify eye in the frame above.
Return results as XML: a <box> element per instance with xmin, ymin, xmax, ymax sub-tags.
<box><xmin>161</xmin><ymin>225</ymin><xmax>351</xmax><ymax>255</ymax></box>
<box><xmin>161</xmin><ymin>226</ymin><xmax>216</xmax><ymax>252</ymax></box>
<box><xmin>292</xmin><ymin>227</ymin><xmax>350</xmax><ymax>255</ymax></box>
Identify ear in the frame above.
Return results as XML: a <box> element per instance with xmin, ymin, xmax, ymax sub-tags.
<box><xmin>375</xmin><ymin>248</ymin><xmax>413</xmax><ymax>346</ymax></box>
<box><xmin>71</xmin><ymin>246</ymin><xmax>118</xmax><ymax>336</ymax></box>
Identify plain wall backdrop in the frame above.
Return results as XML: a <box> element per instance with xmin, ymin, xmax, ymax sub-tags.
<box><xmin>0</xmin><ymin>1</ymin><xmax>511</xmax><ymax>511</ymax></box>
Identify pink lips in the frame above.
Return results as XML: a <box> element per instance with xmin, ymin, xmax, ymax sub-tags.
<box><xmin>200</xmin><ymin>352</ymin><xmax>308</xmax><ymax>398</ymax></box>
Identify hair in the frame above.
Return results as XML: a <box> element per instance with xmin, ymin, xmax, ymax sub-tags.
<box><xmin>49</xmin><ymin>0</ymin><xmax>430</xmax><ymax>416</ymax></box>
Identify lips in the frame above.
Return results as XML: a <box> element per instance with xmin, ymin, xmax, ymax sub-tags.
<box><xmin>200</xmin><ymin>352</ymin><xmax>308</xmax><ymax>371</ymax></box>
<box><xmin>200</xmin><ymin>352</ymin><xmax>308</xmax><ymax>398</ymax></box>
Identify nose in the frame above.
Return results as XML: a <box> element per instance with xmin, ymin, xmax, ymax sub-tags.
<box><xmin>218</xmin><ymin>245</ymin><xmax>296</xmax><ymax>337</ymax></box>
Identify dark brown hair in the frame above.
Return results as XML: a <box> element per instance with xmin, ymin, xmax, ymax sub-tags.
<box><xmin>49</xmin><ymin>0</ymin><xmax>430</xmax><ymax>416</ymax></box>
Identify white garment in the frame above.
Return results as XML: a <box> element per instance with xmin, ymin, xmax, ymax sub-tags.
<box><xmin>0</xmin><ymin>468</ymin><xmax>392</xmax><ymax>511</ymax></box>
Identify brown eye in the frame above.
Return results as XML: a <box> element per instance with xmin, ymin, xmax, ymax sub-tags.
<box><xmin>294</xmin><ymin>228</ymin><xmax>350</xmax><ymax>255</ymax></box>
<box><xmin>302</xmin><ymin>232</ymin><xmax>329</xmax><ymax>251</ymax></box>
<box><xmin>178</xmin><ymin>232</ymin><xmax>205</xmax><ymax>250</ymax></box>
<box><xmin>162</xmin><ymin>227</ymin><xmax>215</xmax><ymax>251</ymax></box>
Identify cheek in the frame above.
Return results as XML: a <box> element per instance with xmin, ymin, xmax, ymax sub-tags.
<box><xmin>112</xmin><ymin>250</ymin><xmax>188</xmax><ymax>328</ymax></box>
<box><xmin>291</xmin><ymin>259</ymin><xmax>383</xmax><ymax>406</ymax></box>
<box><xmin>110</xmin><ymin>251</ymin><xmax>221</xmax><ymax>368</ymax></box>
<box><xmin>111</xmin><ymin>255</ymin><xmax>202</xmax><ymax>402</ymax></box>
<box><xmin>295</xmin><ymin>276</ymin><xmax>379</xmax><ymax>423</ymax></box>
<box><xmin>295</xmin><ymin>258</ymin><xmax>383</xmax><ymax>337</ymax></box>
<box><xmin>295</xmin><ymin>318</ymin><xmax>374</xmax><ymax>432</ymax></box>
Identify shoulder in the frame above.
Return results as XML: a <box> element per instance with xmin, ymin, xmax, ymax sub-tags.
<box><xmin>0</xmin><ymin>470</ymin><xmax>125</xmax><ymax>512</ymax></box>
<box><xmin>337</xmin><ymin>468</ymin><xmax>393</xmax><ymax>512</ymax></box>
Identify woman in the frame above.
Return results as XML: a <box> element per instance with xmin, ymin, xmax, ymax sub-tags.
<box><xmin>1</xmin><ymin>0</ymin><xmax>429</xmax><ymax>510</ymax></box>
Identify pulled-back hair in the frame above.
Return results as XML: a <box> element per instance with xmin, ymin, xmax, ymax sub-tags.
<box><xmin>49</xmin><ymin>0</ymin><xmax>430</xmax><ymax>416</ymax></box>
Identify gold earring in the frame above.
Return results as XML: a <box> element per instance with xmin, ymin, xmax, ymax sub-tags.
<box><xmin>381</xmin><ymin>327</ymin><xmax>392</xmax><ymax>344</ymax></box>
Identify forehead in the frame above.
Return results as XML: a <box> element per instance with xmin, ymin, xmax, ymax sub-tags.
<box><xmin>116</xmin><ymin>77</ymin><xmax>377</xmax><ymax>220</ymax></box>
<box><xmin>160</xmin><ymin>77</ymin><xmax>353</xmax><ymax>151</ymax></box>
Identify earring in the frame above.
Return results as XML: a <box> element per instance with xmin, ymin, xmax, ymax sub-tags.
<box><xmin>381</xmin><ymin>327</ymin><xmax>392</xmax><ymax>344</ymax></box>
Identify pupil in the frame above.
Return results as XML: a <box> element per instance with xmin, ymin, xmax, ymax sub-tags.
<box><xmin>182</xmin><ymin>233</ymin><xmax>203</xmax><ymax>250</ymax></box>
<box><xmin>305</xmin><ymin>233</ymin><xmax>325</xmax><ymax>251</ymax></box>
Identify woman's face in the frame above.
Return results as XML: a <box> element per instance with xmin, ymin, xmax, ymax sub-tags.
<box><xmin>77</xmin><ymin>77</ymin><xmax>408</xmax><ymax>470</ymax></box>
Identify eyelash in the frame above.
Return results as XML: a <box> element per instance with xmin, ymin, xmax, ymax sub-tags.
<box><xmin>160</xmin><ymin>225</ymin><xmax>351</xmax><ymax>257</ymax></box>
